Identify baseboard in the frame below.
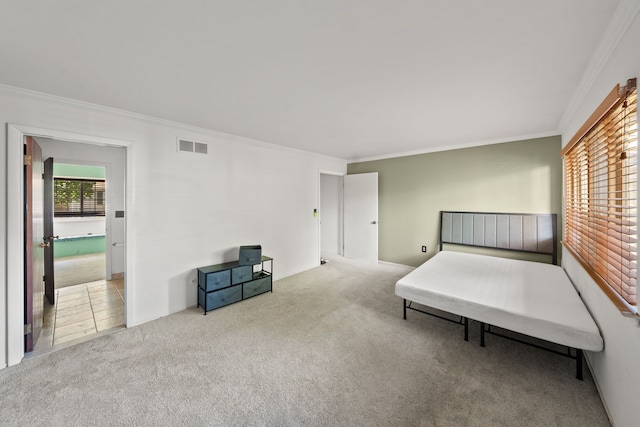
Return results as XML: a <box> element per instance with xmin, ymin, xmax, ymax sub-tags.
<box><xmin>378</xmin><ymin>260</ymin><xmax>414</xmax><ymax>270</ymax></box>
<box><xmin>111</xmin><ymin>272</ymin><xmax>124</xmax><ymax>280</ymax></box>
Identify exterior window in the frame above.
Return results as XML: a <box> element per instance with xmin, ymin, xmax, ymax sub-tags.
<box><xmin>54</xmin><ymin>178</ymin><xmax>106</xmax><ymax>217</ymax></box>
<box><xmin>562</xmin><ymin>78</ymin><xmax>637</xmax><ymax>314</ymax></box>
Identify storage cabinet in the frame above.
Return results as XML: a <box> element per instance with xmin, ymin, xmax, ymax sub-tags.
<box><xmin>197</xmin><ymin>256</ymin><xmax>272</xmax><ymax>314</ymax></box>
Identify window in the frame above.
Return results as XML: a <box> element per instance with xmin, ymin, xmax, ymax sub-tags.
<box><xmin>562</xmin><ymin>78</ymin><xmax>637</xmax><ymax>315</ymax></box>
<box><xmin>54</xmin><ymin>178</ymin><xmax>106</xmax><ymax>217</ymax></box>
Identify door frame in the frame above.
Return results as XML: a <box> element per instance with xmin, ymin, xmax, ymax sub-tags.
<box><xmin>43</xmin><ymin>157</ymin><xmax>55</xmax><ymax>304</ymax></box>
<box><xmin>6</xmin><ymin>124</ymin><xmax>131</xmax><ymax>367</ymax></box>
<box><xmin>317</xmin><ymin>169</ymin><xmax>345</xmax><ymax>265</ymax></box>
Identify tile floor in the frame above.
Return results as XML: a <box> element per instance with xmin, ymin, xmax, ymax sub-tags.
<box><xmin>33</xmin><ymin>278</ymin><xmax>125</xmax><ymax>353</ymax></box>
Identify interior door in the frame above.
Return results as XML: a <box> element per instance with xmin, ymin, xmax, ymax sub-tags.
<box><xmin>44</xmin><ymin>157</ymin><xmax>55</xmax><ymax>304</ymax></box>
<box><xmin>24</xmin><ymin>136</ymin><xmax>45</xmax><ymax>352</ymax></box>
<box><xmin>343</xmin><ymin>172</ymin><xmax>378</xmax><ymax>262</ymax></box>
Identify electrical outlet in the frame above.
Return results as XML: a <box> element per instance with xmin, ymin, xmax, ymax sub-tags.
<box><xmin>421</xmin><ymin>245</ymin><xmax>427</xmax><ymax>253</ymax></box>
<box><xmin>189</xmin><ymin>278</ymin><xmax>196</xmax><ymax>285</ymax></box>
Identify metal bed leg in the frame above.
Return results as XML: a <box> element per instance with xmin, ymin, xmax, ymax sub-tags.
<box><xmin>576</xmin><ymin>349</ymin><xmax>584</xmax><ymax>381</ymax></box>
<box><xmin>480</xmin><ymin>322</ymin><xmax>485</xmax><ymax>347</ymax></box>
<box><xmin>464</xmin><ymin>317</ymin><xmax>468</xmax><ymax>341</ymax></box>
<box><xmin>403</xmin><ymin>299</ymin><xmax>407</xmax><ymax>320</ymax></box>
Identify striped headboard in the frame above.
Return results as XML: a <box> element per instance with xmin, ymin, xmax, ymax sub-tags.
<box><xmin>439</xmin><ymin>211</ymin><xmax>558</xmax><ymax>264</ymax></box>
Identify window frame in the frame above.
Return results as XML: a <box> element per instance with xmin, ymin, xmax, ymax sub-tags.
<box><xmin>54</xmin><ymin>177</ymin><xmax>106</xmax><ymax>218</ymax></box>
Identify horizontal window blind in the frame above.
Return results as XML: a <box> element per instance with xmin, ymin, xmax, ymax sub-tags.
<box><xmin>562</xmin><ymin>78</ymin><xmax>637</xmax><ymax>312</ymax></box>
<box><xmin>54</xmin><ymin>178</ymin><xmax>106</xmax><ymax>217</ymax></box>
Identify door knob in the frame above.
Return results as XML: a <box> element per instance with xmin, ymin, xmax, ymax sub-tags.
<box><xmin>39</xmin><ymin>241</ymin><xmax>50</xmax><ymax>248</ymax></box>
<box><xmin>371</xmin><ymin>220</ymin><xmax>378</xmax><ymax>224</ymax></box>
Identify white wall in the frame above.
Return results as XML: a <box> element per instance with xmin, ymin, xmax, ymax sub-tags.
<box><xmin>54</xmin><ymin>218</ymin><xmax>106</xmax><ymax>238</ymax></box>
<box><xmin>560</xmin><ymin>4</ymin><xmax>640</xmax><ymax>427</ymax></box>
<box><xmin>320</xmin><ymin>173</ymin><xmax>343</xmax><ymax>256</ymax></box>
<box><xmin>0</xmin><ymin>86</ymin><xmax>346</xmax><ymax>368</ymax></box>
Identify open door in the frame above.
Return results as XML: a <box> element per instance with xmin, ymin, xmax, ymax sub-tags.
<box><xmin>343</xmin><ymin>172</ymin><xmax>378</xmax><ymax>262</ymax></box>
<box><xmin>44</xmin><ymin>157</ymin><xmax>56</xmax><ymax>304</ymax></box>
<box><xmin>24</xmin><ymin>136</ymin><xmax>45</xmax><ymax>352</ymax></box>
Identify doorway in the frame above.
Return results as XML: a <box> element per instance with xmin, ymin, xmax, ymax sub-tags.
<box><xmin>37</xmin><ymin>157</ymin><xmax>125</xmax><ymax>353</ymax></box>
<box><xmin>319</xmin><ymin>171</ymin><xmax>379</xmax><ymax>265</ymax></box>
<box><xmin>34</xmin><ymin>140</ymin><xmax>126</xmax><ymax>353</ymax></box>
<box><xmin>50</xmin><ymin>163</ymin><xmax>108</xmax><ymax>288</ymax></box>
<box><xmin>319</xmin><ymin>173</ymin><xmax>344</xmax><ymax>262</ymax></box>
<box><xmin>6</xmin><ymin>124</ymin><xmax>130</xmax><ymax>365</ymax></box>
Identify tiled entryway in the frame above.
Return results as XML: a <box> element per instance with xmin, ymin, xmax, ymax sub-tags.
<box><xmin>34</xmin><ymin>278</ymin><xmax>125</xmax><ymax>353</ymax></box>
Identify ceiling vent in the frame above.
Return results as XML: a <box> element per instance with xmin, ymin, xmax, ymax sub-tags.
<box><xmin>177</xmin><ymin>138</ymin><xmax>208</xmax><ymax>154</ymax></box>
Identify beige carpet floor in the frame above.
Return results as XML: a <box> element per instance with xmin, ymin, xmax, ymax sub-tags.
<box><xmin>0</xmin><ymin>256</ymin><xmax>610</xmax><ymax>426</ymax></box>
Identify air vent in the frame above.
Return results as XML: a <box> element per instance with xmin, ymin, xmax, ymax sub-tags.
<box><xmin>178</xmin><ymin>139</ymin><xmax>194</xmax><ymax>152</ymax></box>
<box><xmin>177</xmin><ymin>138</ymin><xmax>208</xmax><ymax>155</ymax></box>
<box><xmin>194</xmin><ymin>142</ymin><xmax>208</xmax><ymax>154</ymax></box>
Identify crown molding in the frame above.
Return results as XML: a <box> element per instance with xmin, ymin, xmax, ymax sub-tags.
<box><xmin>347</xmin><ymin>130</ymin><xmax>560</xmax><ymax>164</ymax></box>
<box><xmin>558</xmin><ymin>0</ymin><xmax>640</xmax><ymax>133</ymax></box>
<box><xmin>0</xmin><ymin>83</ymin><xmax>345</xmax><ymax>163</ymax></box>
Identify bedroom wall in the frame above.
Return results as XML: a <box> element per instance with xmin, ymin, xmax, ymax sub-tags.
<box><xmin>0</xmin><ymin>85</ymin><xmax>346</xmax><ymax>368</ymax></box>
<box><xmin>347</xmin><ymin>136</ymin><xmax>562</xmax><ymax>267</ymax></box>
<box><xmin>559</xmin><ymin>5</ymin><xmax>640</xmax><ymax>427</ymax></box>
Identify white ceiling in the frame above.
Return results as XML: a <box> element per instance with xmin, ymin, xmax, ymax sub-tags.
<box><xmin>0</xmin><ymin>1</ymin><xmax>621</xmax><ymax>161</ymax></box>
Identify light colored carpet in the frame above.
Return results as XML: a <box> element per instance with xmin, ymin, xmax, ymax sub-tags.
<box><xmin>0</xmin><ymin>256</ymin><xmax>610</xmax><ymax>426</ymax></box>
<box><xmin>54</xmin><ymin>253</ymin><xmax>106</xmax><ymax>288</ymax></box>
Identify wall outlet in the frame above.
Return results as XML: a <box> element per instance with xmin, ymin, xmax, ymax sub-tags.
<box><xmin>189</xmin><ymin>278</ymin><xmax>196</xmax><ymax>285</ymax></box>
<box><xmin>421</xmin><ymin>245</ymin><xmax>427</xmax><ymax>253</ymax></box>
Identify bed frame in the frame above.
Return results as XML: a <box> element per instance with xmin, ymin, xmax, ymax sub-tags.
<box><xmin>402</xmin><ymin>211</ymin><xmax>592</xmax><ymax>380</ymax></box>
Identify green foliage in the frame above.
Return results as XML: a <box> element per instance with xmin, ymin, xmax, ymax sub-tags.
<box><xmin>54</xmin><ymin>179</ymin><xmax>96</xmax><ymax>211</ymax></box>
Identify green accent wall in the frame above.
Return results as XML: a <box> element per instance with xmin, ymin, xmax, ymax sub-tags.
<box><xmin>54</xmin><ymin>235</ymin><xmax>106</xmax><ymax>258</ymax></box>
<box><xmin>347</xmin><ymin>136</ymin><xmax>562</xmax><ymax>267</ymax></box>
<box><xmin>54</xmin><ymin>163</ymin><xmax>105</xmax><ymax>179</ymax></box>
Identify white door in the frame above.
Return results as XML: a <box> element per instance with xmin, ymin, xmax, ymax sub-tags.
<box><xmin>344</xmin><ymin>172</ymin><xmax>378</xmax><ymax>262</ymax></box>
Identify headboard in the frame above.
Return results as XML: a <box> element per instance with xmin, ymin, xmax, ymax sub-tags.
<box><xmin>439</xmin><ymin>211</ymin><xmax>558</xmax><ymax>264</ymax></box>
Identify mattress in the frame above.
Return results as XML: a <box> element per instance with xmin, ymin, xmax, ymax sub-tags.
<box><xmin>395</xmin><ymin>251</ymin><xmax>603</xmax><ymax>352</ymax></box>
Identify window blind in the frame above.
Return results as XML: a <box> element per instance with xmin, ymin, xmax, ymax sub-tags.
<box><xmin>562</xmin><ymin>78</ymin><xmax>637</xmax><ymax>312</ymax></box>
<box><xmin>54</xmin><ymin>178</ymin><xmax>106</xmax><ymax>217</ymax></box>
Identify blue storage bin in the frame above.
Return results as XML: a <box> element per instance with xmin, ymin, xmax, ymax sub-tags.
<box><xmin>239</xmin><ymin>245</ymin><xmax>261</xmax><ymax>266</ymax></box>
